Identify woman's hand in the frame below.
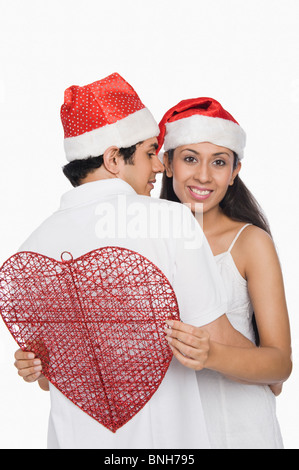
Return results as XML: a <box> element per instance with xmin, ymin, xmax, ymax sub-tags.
<box><xmin>14</xmin><ymin>349</ymin><xmax>49</xmax><ymax>390</ymax></box>
<box><xmin>165</xmin><ymin>320</ymin><xmax>210</xmax><ymax>370</ymax></box>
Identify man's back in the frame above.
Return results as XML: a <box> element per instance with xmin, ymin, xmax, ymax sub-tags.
<box><xmin>19</xmin><ymin>178</ymin><xmax>227</xmax><ymax>449</ymax></box>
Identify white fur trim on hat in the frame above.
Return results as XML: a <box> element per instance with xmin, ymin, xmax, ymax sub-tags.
<box><xmin>164</xmin><ymin>114</ymin><xmax>246</xmax><ymax>160</ymax></box>
<box><xmin>64</xmin><ymin>108</ymin><xmax>159</xmax><ymax>162</ymax></box>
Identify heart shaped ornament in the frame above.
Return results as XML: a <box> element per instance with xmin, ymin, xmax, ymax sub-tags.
<box><xmin>0</xmin><ymin>247</ymin><xmax>180</xmax><ymax>432</ymax></box>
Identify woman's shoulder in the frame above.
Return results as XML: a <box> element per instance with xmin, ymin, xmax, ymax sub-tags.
<box><xmin>230</xmin><ymin>223</ymin><xmax>276</xmax><ymax>278</ymax></box>
<box><xmin>219</xmin><ymin>219</ymin><xmax>271</xmax><ymax>250</ymax></box>
<box><xmin>234</xmin><ymin>223</ymin><xmax>280</xmax><ymax>273</ymax></box>
<box><xmin>236</xmin><ymin>224</ymin><xmax>273</xmax><ymax>251</ymax></box>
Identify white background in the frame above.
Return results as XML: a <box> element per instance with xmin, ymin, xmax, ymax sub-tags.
<box><xmin>0</xmin><ymin>0</ymin><xmax>298</xmax><ymax>449</ymax></box>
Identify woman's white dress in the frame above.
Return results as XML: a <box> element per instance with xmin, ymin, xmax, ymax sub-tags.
<box><xmin>197</xmin><ymin>224</ymin><xmax>284</xmax><ymax>449</ymax></box>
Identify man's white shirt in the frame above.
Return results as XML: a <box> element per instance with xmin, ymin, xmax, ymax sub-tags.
<box><xmin>19</xmin><ymin>178</ymin><xmax>227</xmax><ymax>449</ymax></box>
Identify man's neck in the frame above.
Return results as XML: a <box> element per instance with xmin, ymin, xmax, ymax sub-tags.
<box><xmin>80</xmin><ymin>168</ymin><xmax>118</xmax><ymax>185</ymax></box>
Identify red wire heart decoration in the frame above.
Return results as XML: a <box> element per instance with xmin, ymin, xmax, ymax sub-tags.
<box><xmin>0</xmin><ymin>247</ymin><xmax>180</xmax><ymax>432</ymax></box>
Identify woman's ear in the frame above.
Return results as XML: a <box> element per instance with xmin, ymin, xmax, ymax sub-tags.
<box><xmin>103</xmin><ymin>146</ymin><xmax>122</xmax><ymax>174</ymax></box>
<box><xmin>163</xmin><ymin>152</ymin><xmax>173</xmax><ymax>177</ymax></box>
<box><xmin>230</xmin><ymin>160</ymin><xmax>242</xmax><ymax>186</ymax></box>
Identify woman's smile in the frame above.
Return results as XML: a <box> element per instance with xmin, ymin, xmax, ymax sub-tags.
<box><xmin>187</xmin><ymin>186</ymin><xmax>213</xmax><ymax>200</ymax></box>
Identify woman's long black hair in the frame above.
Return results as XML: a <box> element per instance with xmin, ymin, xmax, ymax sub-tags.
<box><xmin>160</xmin><ymin>149</ymin><xmax>272</xmax><ymax>345</ymax></box>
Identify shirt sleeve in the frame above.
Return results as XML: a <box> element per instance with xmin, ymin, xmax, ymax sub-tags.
<box><xmin>171</xmin><ymin>204</ymin><xmax>227</xmax><ymax>327</ymax></box>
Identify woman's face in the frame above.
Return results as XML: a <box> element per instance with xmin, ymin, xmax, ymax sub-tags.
<box><xmin>164</xmin><ymin>142</ymin><xmax>241</xmax><ymax>214</ymax></box>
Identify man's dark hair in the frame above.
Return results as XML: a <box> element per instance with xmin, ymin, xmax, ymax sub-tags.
<box><xmin>62</xmin><ymin>143</ymin><xmax>140</xmax><ymax>187</ymax></box>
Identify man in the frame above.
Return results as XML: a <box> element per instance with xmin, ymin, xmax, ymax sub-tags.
<box><xmin>13</xmin><ymin>73</ymin><xmax>253</xmax><ymax>449</ymax></box>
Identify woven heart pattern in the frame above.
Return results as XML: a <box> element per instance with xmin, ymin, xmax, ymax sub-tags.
<box><xmin>0</xmin><ymin>247</ymin><xmax>179</xmax><ymax>432</ymax></box>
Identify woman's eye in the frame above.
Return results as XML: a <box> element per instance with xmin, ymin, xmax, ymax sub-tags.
<box><xmin>213</xmin><ymin>159</ymin><xmax>226</xmax><ymax>166</ymax></box>
<box><xmin>184</xmin><ymin>156</ymin><xmax>197</xmax><ymax>163</ymax></box>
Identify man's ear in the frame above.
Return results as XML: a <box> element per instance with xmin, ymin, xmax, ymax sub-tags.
<box><xmin>103</xmin><ymin>146</ymin><xmax>122</xmax><ymax>174</ymax></box>
<box><xmin>163</xmin><ymin>152</ymin><xmax>173</xmax><ymax>177</ymax></box>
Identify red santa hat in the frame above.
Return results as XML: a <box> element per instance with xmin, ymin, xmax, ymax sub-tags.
<box><xmin>61</xmin><ymin>73</ymin><xmax>159</xmax><ymax>162</ymax></box>
<box><xmin>157</xmin><ymin>97</ymin><xmax>246</xmax><ymax>160</ymax></box>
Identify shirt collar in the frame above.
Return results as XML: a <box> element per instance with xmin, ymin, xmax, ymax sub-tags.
<box><xmin>59</xmin><ymin>178</ymin><xmax>137</xmax><ymax>211</ymax></box>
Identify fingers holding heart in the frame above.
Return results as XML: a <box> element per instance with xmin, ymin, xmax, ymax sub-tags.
<box><xmin>165</xmin><ymin>320</ymin><xmax>210</xmax><ymax>371</ymax></box>
<box><xmin>14</xmin><ymin>349</ymin><xmax>43</xmax><ymax>382</ymax></box>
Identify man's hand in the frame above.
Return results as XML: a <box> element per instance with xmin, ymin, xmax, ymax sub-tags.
<box><xmin>164</xmin><ymin>320</ymin><xmax>210</xmax><ymax>370</ymax></box>
<box><xmin>14</xmin><ymin>349</ymin><xmax>49</xmax><ymax>390</ymax></box>
<box><xmin>269</xmin><ymin>382</ymin><xmax>283</xmax><ymax>396</ymax></box>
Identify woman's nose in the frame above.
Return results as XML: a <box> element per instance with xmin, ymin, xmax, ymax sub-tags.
<box><xmin>194</xmin><ymin>163</ymin><xmax>212</xmax><ymax>182</ymax></box>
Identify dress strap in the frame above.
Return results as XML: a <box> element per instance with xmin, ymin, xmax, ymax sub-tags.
<box><xmin>227</xmin><ymin>223</ymin><xmax>252</xmax><ymax>253</ymax></box>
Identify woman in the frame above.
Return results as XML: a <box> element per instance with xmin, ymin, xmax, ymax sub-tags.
<box><xmin>158</xmin><ymin>97</ymin><xmax>292</xmax><ymax>448</ymax></box>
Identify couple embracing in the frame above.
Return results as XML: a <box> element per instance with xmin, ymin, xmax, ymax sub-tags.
<box><xmin>12</xmin><ymin>73</ymin><xmax>291</xmax><ymax>449</ymax></box>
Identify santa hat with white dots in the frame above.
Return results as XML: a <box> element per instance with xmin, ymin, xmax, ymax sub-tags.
<box><xmin>61</xmin><ymin>73</ymin><xmax>159</xmax><ymax>162</ymax></box>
